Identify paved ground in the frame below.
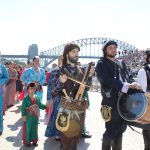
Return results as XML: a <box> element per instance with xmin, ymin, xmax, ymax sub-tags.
<box><xmin>0</xmin><ymin>86</ymin><xmax>144</xmax><ymax>150</ymax></box>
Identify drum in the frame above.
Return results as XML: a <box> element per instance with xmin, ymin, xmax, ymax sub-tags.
<box><xmin>56</xmin><ymin>107</ymin><xmax>84</xmax><ymax>137</ymax></box>
<box><xmin>117</xmin><ymin>89</ymin><xmax>150</xmax><ymax>124</ymax></box>
<box><xmin>56</xmin><ymin>97</ymin><xmax>84</xmax><ymax>137</ymax></box>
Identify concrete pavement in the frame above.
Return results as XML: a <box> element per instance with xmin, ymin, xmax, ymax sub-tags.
<box><xmin>0</xmin><ymin>86</ymin><xmax>144</xmax><ymax>150</ymax></box>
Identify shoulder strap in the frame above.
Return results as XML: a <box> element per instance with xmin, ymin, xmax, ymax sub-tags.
<box><xmin>144</xmin><ymin>67</ymin><xmax>150</xmax><ymax>79</ymax></box>
<box><xmin>128</xmin><ymin>125</ymin><xmax>142</xmax><ymax>134</ymax></box>
<box><xmin>115</xmin><ymin>59</ymin><xmax>123</xmax><ymax>69</ymax></box>
<box><xmin>115</xmin><ymin>59</ymin><xmax>130</xmax><ymax>82</ymax></box>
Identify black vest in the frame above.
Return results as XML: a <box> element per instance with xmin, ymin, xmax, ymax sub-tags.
<box><xmin>144</xmin><ymin>65</ymin><xmax>150</xmax><ymax>91</ymax></box>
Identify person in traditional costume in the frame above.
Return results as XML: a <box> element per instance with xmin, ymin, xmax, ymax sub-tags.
<box><xmin>21</xmin><ymin>56</ymin><xmax>45</xmax><ymax>101</ymax></box>
<box><xmin>96</xmin><ymin>40</ymin><xmax>139</xmax><ymax>150</ymax></box>
<box><xmin>21</xmin><ymin>82</ymin><xmax>48</xmax><ymax>146</ymax></box>
<box><xmin>138</xmin><ymin>50</ymin><xmax>150</xmax><ymax>150</ymax></box>
<box><xmin>81</xmin><ymin>91</ymin><xmax>92</xmax><ymax>138</ymax></box>
<box><xmin>0</xmin><ymin>62</ymin><xmax>9</xmax><ymax>135</ymax></box>
<box><xmin>19</xmin><ymin>60</ymin><xmax>33</xmax><ymax>100</ymax></box>
<box><xmin>54</xmin><ymin>43</ymin><xmax>95</xmax><ymax>150</ymax></box>
<box><xmin>45</xmin><ymin>55</ymin><xmax>63</xmax><ymax>141</ymax></box>
<box><xmin>4</xmin><ymin>61</ymin><xmax>18</xmax><ymax>107</ymax></box>
<box><xmin>16</xmin><ymin>64</ymin><xmax>23</xmax><ymax>101</ymax></box>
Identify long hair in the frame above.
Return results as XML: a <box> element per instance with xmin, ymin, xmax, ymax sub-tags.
<box><xmin>62</xmin><ymin>43</ymin><xmax>80</xmax><ymax>65</ymax></box>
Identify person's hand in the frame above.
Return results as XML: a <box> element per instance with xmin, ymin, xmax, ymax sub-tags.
<box><xmin>129</xmin><ymin>82</ymin><xmax>142</xmax><ymax>90</ymax></box>
<box><xmin>59</xmin><ymin>74</ymin><xmax>67</xmax><ymax>83</ymax></box>
<box><xmin>89</xmin><ymin>66</ymin><xmax>95</xmax><ymax>77</ymax></box>
<box><xmin>47</xmin><ymin>100</ymin><xmax>53</xmax><ymax>106</ymax></box>
<box><xmin>22</xmin><ymin>116</ymin><xmax>26</xmax><ymax>122</ymax></box>
<box><xmin>58</xmin><ymin>55</ymin><xmax>64</xmax><ymax>68</ymax></box>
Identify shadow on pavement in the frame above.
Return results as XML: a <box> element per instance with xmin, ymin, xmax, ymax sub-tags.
<box><xmin>7</xmin><ymin>118</ymin><xmax>22</xmax><ymax>131</ymax></box>
<box><xmin>43</xmin><ymin>138</ymin><xmax>90</xmax><ymax>150</ymax></box>
<box><xmin>44</xmin><ymin>138</ymin><xmax>61</xmax><ymax>150</ymax></box>
<box><xmin>6</xmin><ymin>125</ymin><xmax>23</xmax><ymax>147</ymax></box>
<box><xmin>10</xmin><ymin>105</ymin><xmax>21</xmax><ymax>114</ymax></box>
<box><xmin>19</xmin><ymin>145</ymin><xmax>36</xmax><ymax>150</ymax></box>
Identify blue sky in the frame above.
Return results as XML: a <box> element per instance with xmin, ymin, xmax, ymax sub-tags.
<box><xmin>0</xmin><ymin>0</ymin><xmax>150</xmax><ymax>55</ymax></box>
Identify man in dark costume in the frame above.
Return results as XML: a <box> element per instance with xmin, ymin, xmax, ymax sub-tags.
<box><xmin>56</xmin><ymin>43</ymin><xmax>94</xmax><ymax>150</ymax></box>
<box><xmin>96</xmin><ymin>40</ymin><xmax>139</xmax><ymax>150</ymax></box>
<box><xmin>138</xmin><ymin>51</ymin><xmax>150</xmax><ymax>150</ymax></box>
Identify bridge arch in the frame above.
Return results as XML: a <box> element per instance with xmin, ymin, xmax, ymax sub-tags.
<box><xmin>40</xmin><ymin>37</ymin><xmax>138</xmax><ymax>68</ymax></box>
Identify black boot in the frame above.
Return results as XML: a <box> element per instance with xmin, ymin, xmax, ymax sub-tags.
<box><xmin>112</xmin><ymin>134</ymin><xmax>122</xmax><ymax>150</ymax></box>
<box><xmin>143</xmin><ymin>130</ymin><xmax>150</xmax><ymax>150</ymax></box>
<box><xmin>102</xmin><ymin>139</ymin><xmax>111</xmax><ymax>150</ymax></box>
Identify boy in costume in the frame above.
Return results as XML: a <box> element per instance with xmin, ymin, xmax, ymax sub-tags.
<box><xmin>21</xmin><ymin>82</ymin><xmax>48</xmax><ymax>146</ymax></box>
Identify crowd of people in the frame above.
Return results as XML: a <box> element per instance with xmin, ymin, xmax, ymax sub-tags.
<box><xmin>0</xmin><ymin>43</ymin><xmax>94</xmax><ymax>150</ymax></box>
<box><xmin>0</xmin><ymin>41</ymin><xmax>150</xmax><ymax>150</ymax></box>
<box><xmin>118</xmin><ymin>49</ymin><xmax>146</xmax><ymax>77</ymax></box>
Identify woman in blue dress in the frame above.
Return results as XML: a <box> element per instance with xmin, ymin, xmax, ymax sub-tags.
<box><xmin>0</xmin><ymin>63</ymin><xmax>9</xmax><ymax>135</ymax></box>
<box><xmin>21</xmin><ymin>56</ymin><xmax>46</xmax><ymax>101</ymax></box>
<box><xmin>45</xmin><ymin>56</ymin><xmax>63</xmax><ymax>140</ymax></box>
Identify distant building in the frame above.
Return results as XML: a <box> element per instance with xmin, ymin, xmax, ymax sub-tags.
<box><xmin>28</xmin><ymin>44</ymin><xmax>38</xmax><ymax>60</ymax></box>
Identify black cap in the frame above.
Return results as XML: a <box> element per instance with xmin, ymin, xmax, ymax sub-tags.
<box><xmin>102</xmin><ymin>40</ymin><xmax>118</xmax><ymax>55</ymax></box>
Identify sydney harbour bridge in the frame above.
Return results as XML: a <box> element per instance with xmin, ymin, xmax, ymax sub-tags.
<box><xmin>1</xmin><ymin>37</ymin><xmax>138</xmax><ymax>68</ymax></box>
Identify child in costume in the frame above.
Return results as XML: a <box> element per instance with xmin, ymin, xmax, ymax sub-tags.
<box><xmin>21</xmin><ymin>82</ymin><xmax>48</xmax><ymax>146</ymax></box>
